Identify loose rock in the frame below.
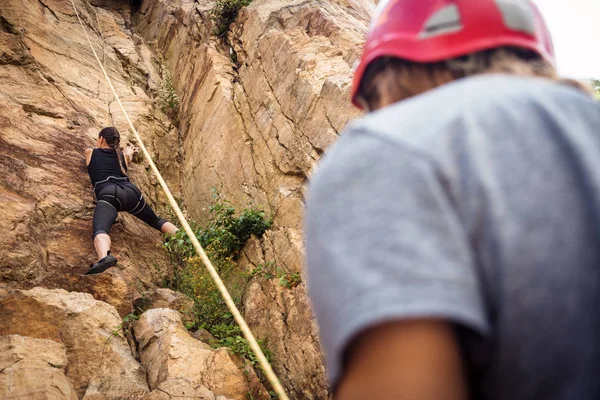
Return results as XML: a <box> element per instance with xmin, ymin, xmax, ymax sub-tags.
<box><xmin>135</xmin><ymin>308</ymin><xmax>269</xmax><ymax>400</ymax></box>
<box><xmin>0</xmin><ymin>288</ymin><xmax>149</xmax><ymax>398</ymax></box>
<box><xmin>0</xmin><ymin>334</ymin><xmax>77</xmax><ymax>400</ymax></box>
<box><xmin>133</xmin><ymin>288</ymin><xmax>195</xmax><ymax>323</ymax></box>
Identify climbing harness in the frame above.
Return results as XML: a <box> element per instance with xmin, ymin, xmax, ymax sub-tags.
<box><xmin>68</xmin><ymin>1</ymin><xmax>290</xmax><ymax>398</ymax></box>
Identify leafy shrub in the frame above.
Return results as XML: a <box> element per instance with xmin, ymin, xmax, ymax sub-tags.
<box><xmin>277</xmin><ymin>269</ymin><xmax>301</xmax><ymax>289</ymax></box>
<box><xmin>162</xmin><ymin>191</ymin><xmax>272</xmax><ymax>360</ymax></box>
<box><xmin>159</xmin><ymin>68</ymin><xmax>179</xmax><ymax>123</ymax></box>
<box><xmin>251</xmin><ymin>262</ymin><xmax>302</xmax><ymax>289</ymax></box>
<box><xmin>210</xmin><ymin>0</ymin><xmax>252</xmax><ymax>38</ymax></box>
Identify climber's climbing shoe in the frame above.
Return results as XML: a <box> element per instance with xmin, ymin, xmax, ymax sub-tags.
<box><xmin>85</xmin><ymin>251</ymin><xmax>118</xmax><ymax>275</ymax></box>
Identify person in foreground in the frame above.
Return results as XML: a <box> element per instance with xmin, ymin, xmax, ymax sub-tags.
<box><xmin>85</xmin><ymin>127</ymin><xmax>178</xmax><ymax>275</ymax></box>
<box><xmin>305</xmin><ymin>1</ymin><xmax>600</xmax><ymax>399</ymax></box>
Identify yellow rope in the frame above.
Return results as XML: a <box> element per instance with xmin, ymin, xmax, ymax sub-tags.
<box><xmin>69</xmin><ymin>1</ymin><xmax>289</xmax><ymax>398</ymax></box>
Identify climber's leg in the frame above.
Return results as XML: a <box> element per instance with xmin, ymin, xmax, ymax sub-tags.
<box><xmin>86</xmin><ymin>185</ymin><xmax>121</xmax><ymax>274</ymax></box>
<box><xmin>124</xmin><ymin>183</ymin><xmax>178</xmax><ymax>234</ymax></box>
<box><xmin>130</xmin><ymin>197</ymin><xmax>168</xmax><ymax>231</ymax></box>
<box><xmin>85</xmin><ymin>248</ymin><xmax>118</xmax><ymax>275</ymax></box>
<box><xmin>92</xmin><ymin>199</ymin><xmax>118</xmax><ymax>255</ymax></box>
<box><xmin>93</xmin><ymin>233</ymin><xmax>111</xmax><ymax>260</ymax></box>
<box><xmin>161</xmin><ymin>222</ymin><xmax>179</xmax><ymax>234</ymax></box>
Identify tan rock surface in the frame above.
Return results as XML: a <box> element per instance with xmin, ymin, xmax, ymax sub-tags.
<box><xmin>0</xmin><ymin>335</ymin><xmax>77</xmax><ymax>400</ymax></box>
<box><xmin>133</xmin><ymin>287</ymin><xmax>195</xmax><ymax>323</ymax></box>
<box><xmin>240</xmin><ymin>237</ymin><xmax>328</xmax><ymax>399</ymax></box>
<box><xmin>135</xmin><ymin>0</ymin><xmax>373</xmax><ymax>397</ymax></box>
<box><xmin>143</xmin><ymin>378</ymin><xmax>217</xmax><ymax>400</ymax></box>
<box><xmin>66</xmin><ymin>269</ymin><xmax>133</xmax><ymax>317</ymax></box>
<box><xmin>0</xmin><ymin>0</ymin><xmax>178</xmax><ymax>293</ymax></box>
<box><xmin>135</xmin><ymin>308</ymin><xmax>269</xmax><ymax>400</ymax></box>
<box><xmin>0</xmin><ymin>287</ymin><xmax>149</xmax><ymax>398</ymax></box>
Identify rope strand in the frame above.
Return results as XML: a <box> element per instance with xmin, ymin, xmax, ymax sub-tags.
<box><xmin>69</xmin><ymin>1</ymin><xmax>289</xmax><ymax>398</ymax></box>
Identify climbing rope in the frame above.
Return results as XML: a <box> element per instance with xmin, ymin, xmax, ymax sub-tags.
<box><xmin>68</xmin><ymin>1</ymin><xmax>290</xmax><ymax>398</ymax></box>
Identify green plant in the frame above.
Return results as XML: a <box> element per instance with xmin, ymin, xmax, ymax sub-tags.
<box><xmin>250</xmin><ymin>261</ymin><xmax>275</xmax><ymax>280</ymax></box>
<box><xmin>276</xmin><ymin>268</ymin><xmax>301</xmax><ymax>289</ymax></box>
<box><xmin>210</xmin><ymin>0</ymin><xmax>252</xmax><ymax>38</ymax></box>
<box><xmin>159</xmin><ymin>67</ymin><xmax>180</xmax><ymax>122</ymax></box>
<box><xmin>162</xmin><ymin>191</ymin><xmax>272</xmax><ymax>365</ymax></box>
<box><xmin>218</xmin><ymin>335</ymin><xmax>270</xmax><ymax>367</ymax></box>
<box><xmin>106</xmin><ymin>313</ymin><xmax>140</xmax><ymax>344</ymax></box>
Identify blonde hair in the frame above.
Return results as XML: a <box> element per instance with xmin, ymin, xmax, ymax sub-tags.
<box><xmin>357</xmin><ymin>47</ymin><xmax>594</xmax><ymax>111</ymax></box>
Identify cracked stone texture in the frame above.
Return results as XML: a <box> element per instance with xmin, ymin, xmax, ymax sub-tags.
<box><xmin>133</xmin><ymin>287</ymin><xmax>196</xmax><ymax>323</ymax></box>
<box><xmin>135</xmin><ymin>0</ymin><xmax>372</xmax><ymax>397</ymax></box>
<box><xmin>143</xmin><ymin>378</ymin><xmax>218</xmax><ymax>400</ymax></box>
<box><xmin>0</xmin><ymin>334</ymin><xmax>77</xmax><ymax>400</ymax></box>
<box><xmin>0</xmin><ymin>288</ymin><xmax>150</xmax><ymax>398</ymax></box>
<box><xmin>0</xmin><ymin>0</ymin><xmax>180</xmax><ymax>301</ymax></box>
<box><xmin>64</xmin><ymin>269</ymin><xmax>133</xmax><ymax>317</ymax></box>
<box><xmin>134</xmin><ymin>308</ymin><xmax>269</xmax><ymax>400</ymax></box>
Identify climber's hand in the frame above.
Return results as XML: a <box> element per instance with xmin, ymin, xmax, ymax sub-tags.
<box><xmin>124</xmin><ymin>144</ymin><xmax>139</xmax><ymax>156</ymax></box>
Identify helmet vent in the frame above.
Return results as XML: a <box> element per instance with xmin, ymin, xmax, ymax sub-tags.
<box><xmin>420</xmin><ymin>4</ymin><xmax>462</xmax><ymax>38</ymax></box>
<box><xmin>494</xmin><ymin>0</ymin><xmax>535</xmax><ymax>34</ymax></box>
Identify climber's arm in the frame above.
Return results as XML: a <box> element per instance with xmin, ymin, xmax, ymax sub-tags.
<box><xmin>336</xmin><ymin>320</ymin><xmax>468</xmax><ymax>400</ymax></box>
<box><xmin>85</xmin><ymin>147</ymin><xmax>93</xmax><ymax>166</ymax></box>
<box><xmin>305</xmin><ymin>129</ymin><xmax>489</xmax><ymax>400</ymax></box>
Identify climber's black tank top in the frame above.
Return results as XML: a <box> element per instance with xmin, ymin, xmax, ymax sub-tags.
<box><xmin>87</xmin><ymin>148</ymin><xmax>128</xmax><ymax>187</ymax></box>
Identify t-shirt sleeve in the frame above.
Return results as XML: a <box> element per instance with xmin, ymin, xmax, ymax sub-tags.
<box><xmin>305</xmin><ymin>130</ymin><xmax>490</xmax><ymax>387</ymax></box>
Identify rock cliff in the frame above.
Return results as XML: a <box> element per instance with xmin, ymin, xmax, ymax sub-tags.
<box><xmin>134</xmin><ymin>0</ymin><xmax>370</xmax><ymax>396</ymax></box>
<box><xmin>0</xmin><ymin>0</ymin><xmax>373</xmax><ymax>398</ymax></box>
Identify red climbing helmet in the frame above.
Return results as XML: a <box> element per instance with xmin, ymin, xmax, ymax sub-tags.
<box><xmin>352</xmin><ymin>0</ymin><xmax>555</xmax><ymax>108</ymax></box>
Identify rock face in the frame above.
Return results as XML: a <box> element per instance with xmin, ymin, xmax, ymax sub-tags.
<box><xmin>135</xmin><ymin>0</ymin><xmax>373</xmax><ymax>397</ymax></box>
<box><xmin>66</xmin><ymin>269</ymin><xmax>134</xmax><ymax>317</ymax></box>
<box><xmin>0</xmin><ymin>335</ymin><xmax>77</xmax><ymax>400</ymax></box>
<box><xmin>0</xmin><ymin>288</ymin><xmax>150</xmax><ymax>398</ymax></box>
<box><xmin>135</xmin><ymin>308</ymin><xmax>269</xmax><ymax>400</ymax></box>
<box><xmin>133</xmin><ymin>287</ymin><xmax>195</xmax><ymax>323</ymax></box>
<box><xmin>144</xmin><ymin>378</ymin><xmax>217</xmax><ymax>400</ymax></box>
<box><xmin>1</xmin><ymin>0</ymin><xmax>373</xmax><ymax>397</ymax></box>
<box><xmin>0</xmin><ymin>0</ymin><xmax>178</xmax><ymax>294</ymax></box>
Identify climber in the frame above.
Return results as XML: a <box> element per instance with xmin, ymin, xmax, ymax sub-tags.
<box><xmin>305</xmin><ymin>1</ymin><xmax>600</xmax><ymax>399</ymax></box>
<box><xmin>85</xmin><ymin>127</ymin><xmax>178</xmax><ymax>275</ymax></box>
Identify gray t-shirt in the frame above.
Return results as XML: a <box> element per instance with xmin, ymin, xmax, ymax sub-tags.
<box><xmin>305</xmin><ymin>75</ymin><xmax>600</xmax><ymax>399</ymax></box>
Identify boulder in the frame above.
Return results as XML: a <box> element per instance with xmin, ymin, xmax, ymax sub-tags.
<box><xmin>192</xmin><ymin>328</ymin><xmax>218</xmax><ymax>347</ymax></box>
<box><xmin>135</xmin><ymin>308</ymin><xmax>269</xmax><ymax>400</ymax></box>
<box><xmin>133</xmin><ymin>288</ymin><xmax>195</xmax><ymax>323</ymax></box>
<box><xmin>0</xmin><ymin>287</ymin><xmax>149</xmax><ymax>398</ymax></box>
<box><xmin>0</xmin><ymin>335</ymin><xmax>77</xmax><ymax>400</ymax></box>
<box><xmin>143</xmin><ymin>378</ymin><xmax>217</xmax><ymax>400</ymax></box>
<box><xmin>66</xmin><ymin>269</ymin><xmax>133</xmax><ymax>317</ymax></box>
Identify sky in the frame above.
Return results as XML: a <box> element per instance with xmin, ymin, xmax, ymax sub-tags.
<box><xmin>535</xmin><ymin>0</ymin><xmax>600</xmax><ymax>78</ymax></box>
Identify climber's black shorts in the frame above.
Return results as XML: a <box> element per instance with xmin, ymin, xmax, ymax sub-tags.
<box><xmin>92</xmin><ymin>180</ymin><xmax>167</xmax><ymax>238</ymax></box>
